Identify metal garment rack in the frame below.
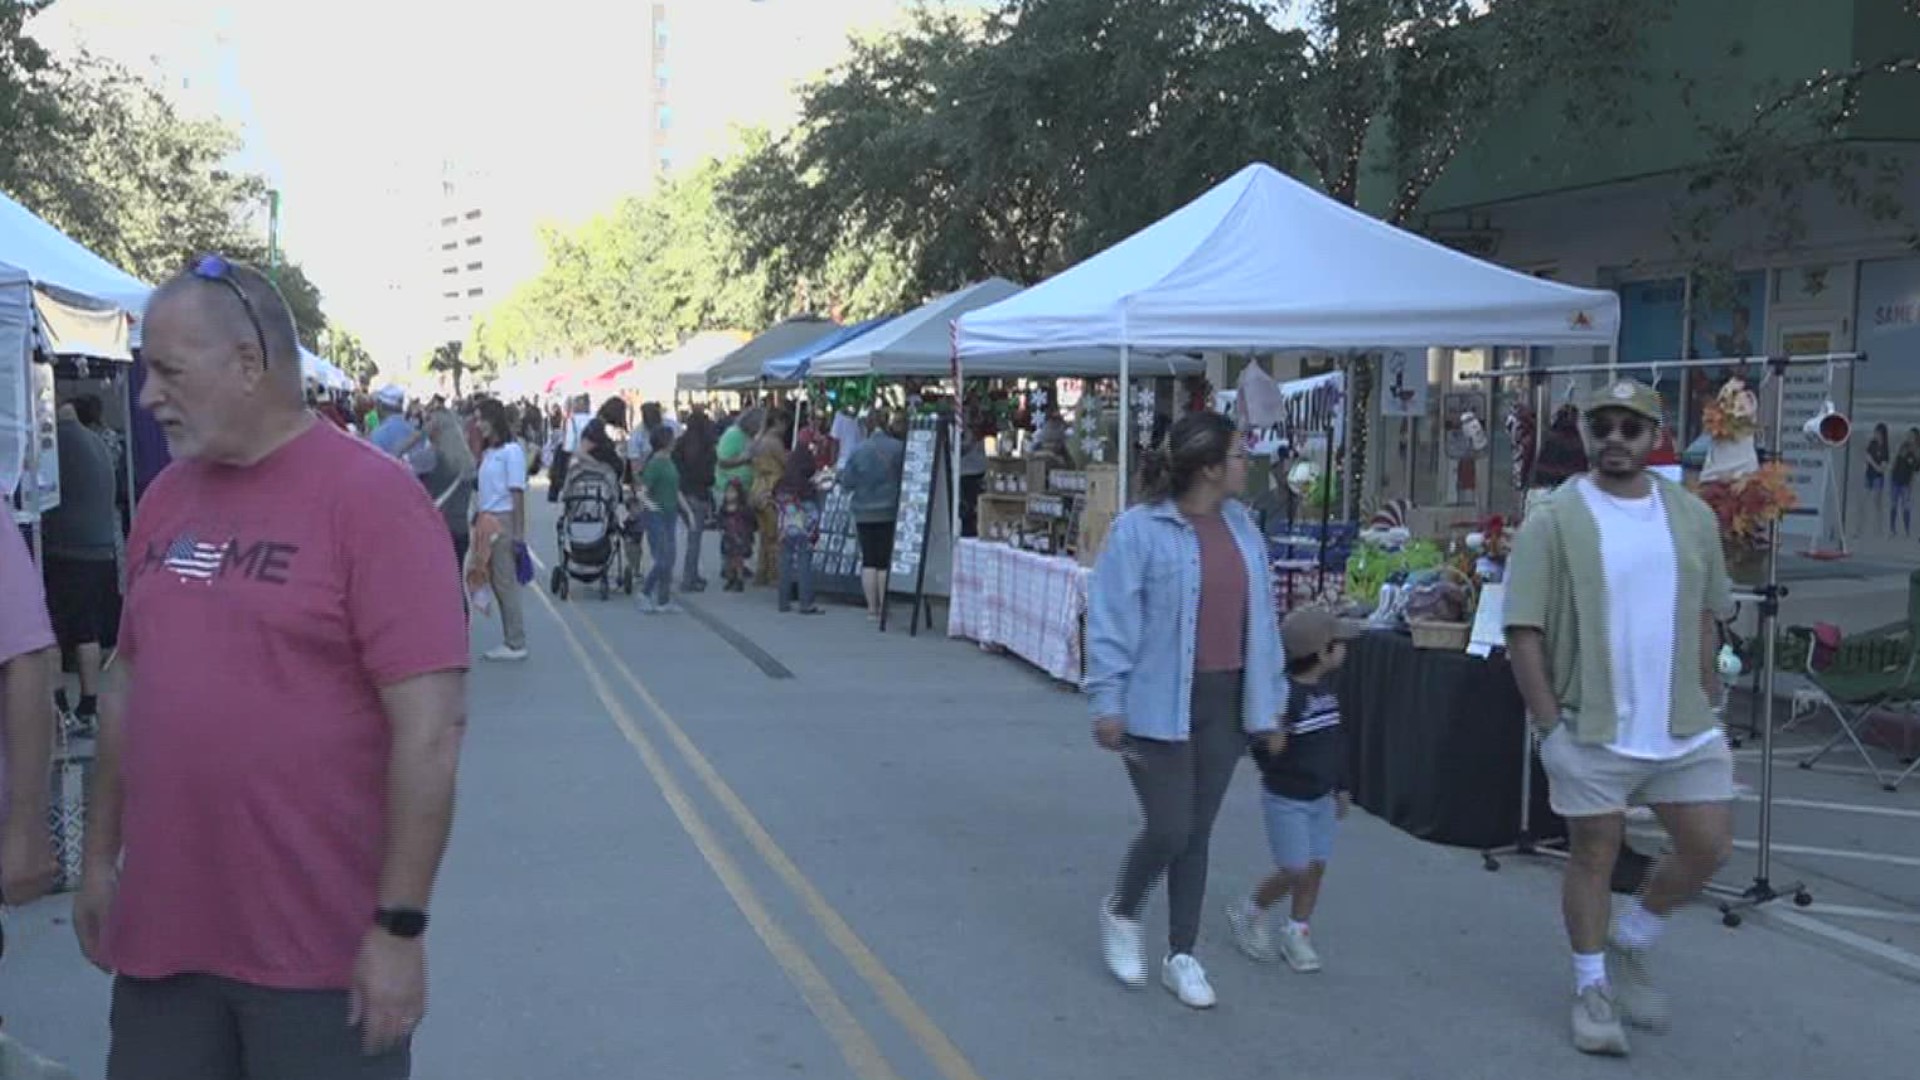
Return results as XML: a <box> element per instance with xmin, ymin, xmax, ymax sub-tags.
<box><xmin>1464</xmin><ymin>351</ymin><xmax>1865</xmax><ymax>926</ymax></box>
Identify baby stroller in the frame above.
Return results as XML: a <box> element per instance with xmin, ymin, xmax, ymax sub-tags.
<box><xmin>550</xmin><ymin>460</ymin><xmax>633</xmax><ymax>600</ymax></box>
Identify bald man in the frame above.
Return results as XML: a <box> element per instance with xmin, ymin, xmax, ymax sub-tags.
<box><xmin>74</xmin><ymin>257</ymin><xmax>470</xmax><ymax>1079</ymax></box>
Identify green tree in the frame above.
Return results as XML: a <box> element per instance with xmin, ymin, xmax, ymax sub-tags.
<box><xmin>326</xmin><ymin>326</ymin><xmax>378</xmax><ymax>387</ymax></box>
<box><xmin>428</xmin><ymin>340</ymin><xmax>468</xmax><ymax>398</ymax></box>
<box><xmin>1671</xmin><ymin>5</ymin><xmax>1920</xmax><ymax>281</ymax></box>
<box><xmin>3</xmin><ymin>46</ymin><xmax>333</xmax><ymax>347</ymax></box>
<box><xmin>0</xmin><ymin>1</ymin><xmax>64</xmax><ymax>198</ymax></box>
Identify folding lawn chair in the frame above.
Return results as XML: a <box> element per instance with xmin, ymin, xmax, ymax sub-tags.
<box><xmin>1787</xmin><ymin>568</ymin><xmax>1920</xmax><ymax>792</ymax></box>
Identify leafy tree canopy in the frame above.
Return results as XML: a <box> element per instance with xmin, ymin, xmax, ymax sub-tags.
<box><xmin>0</xmin><ymin>20</ymin><xmax>333</xmax><ymax>349</ymax></box>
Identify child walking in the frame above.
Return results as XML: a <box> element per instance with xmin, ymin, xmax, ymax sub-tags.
<box><xmin>772</xmin><ymin>446</ymin><xmax>825</xmax><ymax>615</ymax></box>
<box><xmin>1227</xmin><ymin>608</ymin><xmax>1354</xmax><ymax>973</ymax></box>
<box><xmin>719</xmin><ymin>479</ymin><xmax>755</xmax><ymax>592</ymax></box>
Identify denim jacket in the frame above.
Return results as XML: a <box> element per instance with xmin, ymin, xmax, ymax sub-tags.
<box><xmin>1085</xmin><ymin>499</ymin><xmax>1287</xmax><ymax>740</ymax></box>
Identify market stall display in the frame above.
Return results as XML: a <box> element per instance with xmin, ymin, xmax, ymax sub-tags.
<box><xmin>1336</xmin><ymin>629</ymin><xmax>1559</xmax><ymax>849</ymax></box>
<box><xmin>948</xmin><ymin>538</ymin><xmax>1089</xmax><ymax>685</ymax></box>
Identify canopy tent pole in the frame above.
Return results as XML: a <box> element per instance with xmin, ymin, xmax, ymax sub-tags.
<box><xmin>1118</xmin><ymin>332</ymin><xmax>1132</xmax><ymax>504</ymax></box>
<box><xmin>950</xmin><ymin>322</ymin><xmax>964</xmax><ymax>538</ymax></box>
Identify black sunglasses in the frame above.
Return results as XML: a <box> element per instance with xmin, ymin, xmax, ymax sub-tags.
<box><xmin>1586</xmin><ymin>413</ymin><xmax>1651</xmax><ymax>441</ymax></box>
<box><xmin>191</xmin><ymin>254</ymin><xmax>269</xmax><ymax>368</ymax></box>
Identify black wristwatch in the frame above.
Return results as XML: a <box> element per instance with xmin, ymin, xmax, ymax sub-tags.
<box><xmin>374</xmin><ymin>907</ymin><xmax>429</xmax><ymax>939</ymax></box>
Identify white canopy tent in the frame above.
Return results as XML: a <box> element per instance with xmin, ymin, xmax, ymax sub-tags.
<box><xmin>300</xmin><ymin>347</ymin><xmax>354</xmax><ymax>392</ymax></box>
<box><xmin>807</xmin><ymin>278</ymin><xmax>1198</xmax><ymax>380</ymax></box>
<box><xmin>639</xmin><ymin>331</ymin><xmax>748</xmax><ymax>402</ymax></box>
<box><xmin>953</xmin><ymin>161</ymin><xmax>1621</xmax><ymax>495</ymax></box>
<box><xmin>1</xmin><ymin>191</ymin><xmax>152</xmax><ymax>362</ymax></box>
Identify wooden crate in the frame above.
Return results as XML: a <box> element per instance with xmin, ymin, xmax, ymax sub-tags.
<box><xmin>1084</xmin><ymin>463</ymin><xmax>1122</xmax><ymax>519</ymax></box>
<box><xmin>1077</xmin><ymin>509</ymin><xmax>1116</xmax><ymax>568</ymax></box>
<box><xmin>978</xmin><ymin>494</ymin><xmax>1029</xmax><ymax>544</ymax></box>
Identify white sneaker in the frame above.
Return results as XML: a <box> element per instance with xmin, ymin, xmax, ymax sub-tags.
<box><xmin>635</xmin><ymin>597</ymin><xmax>661</xmax><ymax>614</ymax></box>
<box><xmin>1099</xmin><ymin>896</ymin><xmax>1147</xmax><ymax>988</ymax></box>
<box><xmin>1226</xmin><ymin>898</ymin><xmax>1275</xmax><ymax>962</ymax></box>
<box><xmin>1277</xmin><ymin>923</ymin><xmax>1323</xmax><ymax>973</ymax></box>
<box><xmin>1160</xmin><ymin>953</ymin><xmax>1216</xmax><ymax>1009</ymax></box>
<box><xmin>482</xmin><ymin>646</ymin><xmax>529</xmax><ymax>662</ymax></box>
<box><xmin>657</xmin><ymin>601</ymin><xmax>684</xmax><ymax>614</ymax></box>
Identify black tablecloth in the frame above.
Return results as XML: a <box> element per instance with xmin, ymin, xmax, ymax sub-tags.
<box><xmin>1336</xmin><ymin>630</ymin><xmax>1564</xmax><ymax>850</ymax></box>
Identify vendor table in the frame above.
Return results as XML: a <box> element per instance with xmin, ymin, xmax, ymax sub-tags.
<box><xmin>1337</xmin><ymin>629</ymin><xmax>1563</xmax><ymax>850</ymax></box>
<box><xmin>948</xmin><ymin>538</ymin><xmax>1088</xmax><ymax>685</ymax></box>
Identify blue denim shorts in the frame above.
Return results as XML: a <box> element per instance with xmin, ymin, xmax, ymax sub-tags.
<box><xmin>1262</xmin><ymin>791</ymin><xmax>1337</xmax><ymax>871</ymax></box>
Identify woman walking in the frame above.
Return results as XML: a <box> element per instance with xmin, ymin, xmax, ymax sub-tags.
<box><xmin>675</xmin><ymin>409</ymin><xmax>719</xmax><ymax>592</ymax></box>
<box><xmin>1086</xmin><ymin>411</ymin><xmax>1286</xmax><ymax>1010</ymax></box>
<box><xmin>468</xmin><ymin>399</ymin><xmax>530</xmax><ymax>660</ymax></box>
<box><xmin>841</xmin><ymin>410</ymin><xmax>906</xmax><ymax>619</ymax></box>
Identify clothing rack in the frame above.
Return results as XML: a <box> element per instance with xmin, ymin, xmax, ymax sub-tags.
<box><xmin>1465</xmin><ymin>350</ymin><xmax>1868</xmax><ymax>926</ymax></box>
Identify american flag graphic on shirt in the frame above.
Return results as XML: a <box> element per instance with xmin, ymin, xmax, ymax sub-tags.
<box><xmin>163</xmin><ymin>534</ymin><xmax>229</xmax><ymax>582</ymax></box>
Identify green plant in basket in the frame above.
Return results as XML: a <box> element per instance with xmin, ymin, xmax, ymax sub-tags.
<box><xmin>1345</xmin><ymin>538</ymin><xmax>1444</xmax><ymax>605</ymax></box>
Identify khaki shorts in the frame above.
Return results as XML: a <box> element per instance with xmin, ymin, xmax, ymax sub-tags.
<box><xmin>1540</xmin><ymin>726</ymin><xmax>1735</xmax><ymax>818</ymax></box>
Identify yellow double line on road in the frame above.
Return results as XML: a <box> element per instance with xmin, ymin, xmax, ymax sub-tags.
<box><xmin>532</xmin><ymin>586</ymin><xmax>985</xmax><ymax>1080</ymax></box>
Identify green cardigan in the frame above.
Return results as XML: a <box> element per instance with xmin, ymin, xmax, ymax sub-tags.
<box><xmin>1503</xmin><ymin>475</ymin><xmax>1734</xmax><ymax>744</ymax></box>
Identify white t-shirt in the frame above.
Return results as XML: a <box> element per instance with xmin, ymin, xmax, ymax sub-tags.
<box><xmin>562</xmin><ymin>412</ymin><xmax>590</xmax><ymax>454</ymax></box>
<box><xmin>1578</xmin><ymin>477</ymin><xmax>1721</xmax><ymax>761</ymax></box>
<box><xmin>478</xmin><ymin>442</ymin><xmax>528</xmax><ymax>515</ymax></box>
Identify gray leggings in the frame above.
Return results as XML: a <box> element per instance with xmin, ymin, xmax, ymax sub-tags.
<box><xmin>1113</xmin><ymin>669</ymin><xmax>1245</xmax><ymax>956</ymax></box>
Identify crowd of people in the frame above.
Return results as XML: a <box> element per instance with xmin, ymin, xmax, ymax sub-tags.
<box><xmin>0</xmin><ymin>253</ymin><xmax>1742</xmax><ymax>1076</ymax></box>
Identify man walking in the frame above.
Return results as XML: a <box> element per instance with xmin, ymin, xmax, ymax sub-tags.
<box><xmin>1504</xmin><ymin>379</ymin><xmax>1735</xmax><ymax>1057</ymax></box>
<box><xmin>73</xmin><ymin>256</ymin><xmax>469</xmax><ymax>1079</ymax></box>
<box><xmin>40</xmin><ymin>401</ymin><xmax>122</xmax><ymax>737</ymax></box>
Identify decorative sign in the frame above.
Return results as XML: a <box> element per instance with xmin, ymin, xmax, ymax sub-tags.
<box><xmin>886</xmin><ymin>414</ymin><xmax>952</xmax><ymax>633</ymax></box>
<box><xmin>809</xmin><ymin>484</ymin><xmax>863</xmax><ymax>596</ymax></box>
<box><xmin>1380</xmin><ymin>350</ymin><xmax>1429</xmax><ymax>418</ymax></box>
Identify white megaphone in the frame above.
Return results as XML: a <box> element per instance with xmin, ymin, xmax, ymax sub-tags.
<box><xmin>1803</xmin><ymin>400</ymin><xmax>1851</xmax><ymax>448</ymax></box>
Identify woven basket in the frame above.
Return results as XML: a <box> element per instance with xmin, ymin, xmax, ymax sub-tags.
<box><xmin>1409</xmin><ymin>619</ymin><xmax>1472</xmax><ymax>650</ymax></box>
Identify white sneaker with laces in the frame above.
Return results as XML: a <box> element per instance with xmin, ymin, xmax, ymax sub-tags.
<box><xmin>1277</xmin><ymin>923</ymin><xmax>1323</xmax><ymax>973</ymax></box>
<box><xmin>482</xmin><ymin>645</ymin><xmax>529</xmax><ymax>662</ymax></box>
<box><xmin>1225</xmin><ymin>899</ymin><xmax>1275</xmax><ymax>962</ymax></box>
<box><xmin>1160</xmin><ymin>953</ymin><xmax>1216</xmax><ymax>1009</ymax></box>
<box><xmin>1099</xmin><ymin>897</ymin><xmax>1147</xmax><ymax>988</ymax></box>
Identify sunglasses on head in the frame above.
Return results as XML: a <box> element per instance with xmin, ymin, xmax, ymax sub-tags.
<box><xmin>1586</xmin><ymin>413</ymin><xmax>1652</xmax><ymax>441</ymax></box>
<box><xmin>191</xmin><ymin>254</ymin><xmax>269</xmax><ymax>369</ymax></box>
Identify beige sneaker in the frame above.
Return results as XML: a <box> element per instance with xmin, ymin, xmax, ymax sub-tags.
<box><xmin>1572</xmin><ymin>985</ymin><xmax>1631</xmax><ymax>1056</ymax></box>
<box><xmin>1606</xmin><ymin>940</ymin><xmax>1672</xmax><ymax>1032</ymax></box>
<box><xmin>1277</xmin><ymin>923</ymin><xmax>1323</xmax><ymax>973</ymax></box>
<box><xmin>1225</xmin><ymin>899</ymin><xmax>1275</xmax><ymax>962</ymax></box>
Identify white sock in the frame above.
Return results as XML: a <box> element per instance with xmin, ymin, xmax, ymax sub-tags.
<box><xmin>1286</xmin><ymin>918</ymin><xmax>1309</xmax><ymax>935</ymax></box>
<box><xmin>1614</xmin><ymin>899</ymin><xmax>1666</xmax><ymax>951</ymax></box>
<box><xmin>1573</xmin><ymin>951</ymin><xmax>1608</xmax><ymax>993</ymax></box>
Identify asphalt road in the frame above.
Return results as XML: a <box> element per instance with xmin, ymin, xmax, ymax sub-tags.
<box><xmin>5</xmin><ymin>492</ymin><xmax>1919</xmax><ymax>1078</ymax></box>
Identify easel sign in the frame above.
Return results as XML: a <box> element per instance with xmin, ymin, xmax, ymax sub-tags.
<box><xmin>883</xmin><ymin>413</ymin><xmax>951</xmax><ymax>635</ymax></box>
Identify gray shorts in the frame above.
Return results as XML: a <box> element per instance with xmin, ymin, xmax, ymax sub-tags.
<box><xmin>108</xmin><ymin>974</ymin><xmax>410</xmax><ymax>1080</ymax></box>
<box><xmin>1540</xmin><ymin>726</ymin><xmax>1735</xmax><ymax>818</ymax></box>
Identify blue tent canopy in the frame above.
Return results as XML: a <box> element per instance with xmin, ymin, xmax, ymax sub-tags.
<box><xmin>760</xmin><ymin>316</ymin><xmax>893</xmax><ymax>382</ymax></box>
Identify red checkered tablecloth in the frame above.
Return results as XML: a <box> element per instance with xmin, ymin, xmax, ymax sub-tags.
<box><xmin>948</xmin><ymin>539</ymin><xmax>1089</xmax><ymax>685</ymax></box>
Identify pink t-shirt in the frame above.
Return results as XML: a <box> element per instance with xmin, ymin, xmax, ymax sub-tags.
<box><xmin>0</xmin><ymin>521</ymin><xmax>57</xmax><ymax>848</ymax></box>
<box><xmin>106</xmin><ymin>420</ymin><xmax>468</xmax><ymax>989</ymax></box>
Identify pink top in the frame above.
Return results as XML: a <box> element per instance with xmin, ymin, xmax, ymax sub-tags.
<box><xmin>105</xmin><ymin>421</ymin><xmax>469</xmax><ymax>989</ymax></box>
<box><xmin>0</xmin><ymin>521</ymin><xmax>57</xmax><ymax>846</ymax></box>
<box><xmin>1191</xmin><ymin>511</ymin><xmax>1248</xmax><ymax>673</ymax></box>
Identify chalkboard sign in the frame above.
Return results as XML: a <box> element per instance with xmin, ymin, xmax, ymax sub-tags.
<box><xmin>809</xmin><ymin>484</ymin><xmax>862</xmax><ymax>597</ymax></box>
<box><xmin>884</xmin><ymin>414</ymin><xmax>950</xmax><ymax>634</ymax></box>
